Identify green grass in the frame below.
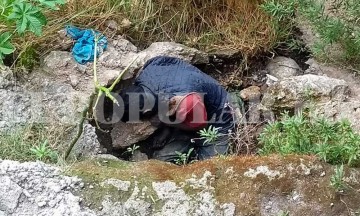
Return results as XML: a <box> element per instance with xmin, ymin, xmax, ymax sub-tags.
<box><xmin>258</xmin><ymin>112</ymin><xmax>360</xmax><ymax>167</ymax></box>
<box><xmin>261</xmin><ymin>0</ymin><xmax>360</xmax><ymax>68</ymax></box>
<box><xmin>330</xmin><ymin>164</ymin><xmax>347</xmax><ymax>192</ymax></box>
<box><xmin>0</xmin><ymin>125</ymin><xmax>60</xmax><ymax>163</ymax></box>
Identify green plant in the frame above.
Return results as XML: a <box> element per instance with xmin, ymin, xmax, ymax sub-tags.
<box><xmin>0</xmin><ymin>0</ymin><xmax>65</xmax><ymax>64</ymax></box>
<box><xmin>260</xmin><ymin>0</ymin><xmax>296</xmax><ymax>22</ymax></box>
<box><xmin>126</xmin><ymin>145</ymin><xmax>140</xmax><ymax>156</ymax></box>
<box><xmin>262</xmin><ymin>0</ymin><xmax>360</xmax><ymax>66</ymax></box>
<box><xmin>30</xmin><ymin>139</ymin><xmax>58</xmax><ymax>162</ymax></box>
<box><xmin>0</xmin><ymin>124</ymin><xmax>63</xmax><ymax>162</ymax></box>
<box><xmin>199</xmin><ymin>125</ymin><xmax>221</xmax><ymax>144</ymax></box>
<box><xmin>278</xmin><ymin>210</ymin><xmax>290</xmax><ymax>216</ymax></box>
<box><xmin>259</xmin><ymin>112</ymin><xmax>360</xmax><ymax>166</ymax></box>
<box><xmin>330</xmin><ymin>164</ymin><xmax>347</xmax><ymax>192</ymax></box>
<box><xmin>175</xmin><ymin>148</ymin><xmax>194</xmax><ymax>166</ymax></box>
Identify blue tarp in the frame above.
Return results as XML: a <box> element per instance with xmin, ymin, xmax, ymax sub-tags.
<box><xmin>66</xmin><ymin>26</ymin><xmax>107</xmax><ymax>64</ymax></box>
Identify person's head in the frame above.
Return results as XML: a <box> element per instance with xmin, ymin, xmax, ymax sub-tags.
<box><xmin>165</xmin><ymin>92</ymin><xmax>208</xmax><ymax>130</ymax></box>
<box><xmin>118</xmin><ymin>85</ymin><xmax>156</xmax><ymax>122</ymax></box>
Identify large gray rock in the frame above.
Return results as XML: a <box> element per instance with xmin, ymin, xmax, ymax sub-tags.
<box><xmin>266</xmin><ymin>56</ymin><xmax>302</xmax><ymax>79</ymax></box>
<box><xmin>261</xmin><ymin>74</ymin><xmax>350</xmax><ymax>111</ymax></box>
<box><xmin>111</xmin><ymin>121</ymin><xmax>157</xmax><ymax>149</ymax></box>
<box><xmin>99</xmin><ymin>41</ymin><xmax>209</xmax><ymax>81</ymax></box>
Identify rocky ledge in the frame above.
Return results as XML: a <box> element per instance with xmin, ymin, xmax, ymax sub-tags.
<box><xmin>1</xmin><ymin>156</ymin><xmax>360</xmax><ymax>215</ymax></box>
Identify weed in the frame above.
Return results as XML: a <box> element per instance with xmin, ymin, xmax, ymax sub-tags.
<box><xmin>0</xmin><ymin>0</ymin><xmax>65</xmax><ymax>64</ymax></box>
<box><xmin>330</xmin><ymin>164</ymin><xmax>347</xmax><ymax>192</ymax></box>
<box><xmin>175</xmin><ymin>148</ymin><xmax>194</xmax><ymax>166</ymax></box>
<box><xmin>198</xmin><ymin>125</ymin><xmax>221</xmax><ymax>145</ymax></box>
<box><xmin>262</xmin><ymin>0</ymin><xmax>360</xmax><ymax>67</ymax></box>
<box><xmin>259</xmin><ymin>112</ymin><xmax>360</xmax><ymax>167</ymax></box>
<box><xmin>30</xmin><ymin>140</ymin><xmax>58</xmax><ymax>162</ymax></box>
<box><xmin>0</xmin><ymin>124</ymin><xmax>66</xmax><ymax>163</ymax></box>
<box><xmin>125</xmin><ymin>145</ymin><xmax>140</xmax><ymax>156</ymax></box>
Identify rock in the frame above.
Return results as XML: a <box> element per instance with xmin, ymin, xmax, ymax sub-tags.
<box><xmin>100</xmin><ymin>179</ymin><xmax>131</xmax><ymax>191</ymax></box>
<box><xmin>0</xmin><ymin>66</ymin><xmax>15</xmax><ymax>89</ymax></box>
<box><xmin>261</xmin><ymin>74</ymin><xmax>350</xmax><ymax>111</ymax></box>
<box><xmin>105</xmin><ymin>20</ymin><xmax>118</xmax><ymax>30</ymax></box>
<box><xmin>111</xmin><ymin>121</ymin><xmax>157</xmax><ymax>149</ymax></box>
<box><xmin>138</xmin><ymin>42</ymin><xmax>208</xmax><ymax>65</ymax></box>
<box><xmin>130</xmin><ymin>150</ymin><xmax>149</xmax><ymax>162</ymax></box>
<box><xmin>266</xmin><ymin>56</ymin><xmax>302</xmax><ymax>79</ymax></box>
<box><xmin>0</xmin><ymin>160</ymin><xmax>95</xmax><ymax>215</ymax></box>
<box><xmin>43</xmin><ymin>51</ymin><xmax>75</xmax><ymax>72</ymax></box>
<box><xmin>71</xmin><ymin>122</ymin><xmax>101</xmax><ymax>159</ymax></box>
<box><xmin>314</xmin><ymin>100</ymin><xmax>360</xmax><ymax>132</ymax></box>
<box><xmin>1</xmin><ymin>156</ymin><xmax>360</xmax><ymax>215</ymax></box>
<box><xmin>69</xmin><ymin>74</ymin><xmax>79</xmax><ymax>87</ymax></box>
<box><xmin>93</xmin><ymin>154</ymin><xmax>121</xmax><ymax>161</ymax></box>
<box><xmin>99</xmin><ymin>41</ymin><xmax>209</xmax><ymax>80</ymax></box>
<box><xmin>240</xmin><ymin>86</ymin><xmax>261</xmax><ymax>101</ymax></box>
<box><xmin>0</xmin><ymin>176</ymin><xmax>23</xmax><ymax>214</ymax></box>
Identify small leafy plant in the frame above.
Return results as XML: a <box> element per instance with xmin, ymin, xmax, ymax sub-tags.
<box><xmin>198</xmin><ymin>125</ymin><xmax>221</xmax><ymax>144</ymax></box>
<box><xmin>30</xmin><ymin>139</ymin><xmax>58</xmax><ymax>162</ymax></box>
<box><xmin>0</xmin><ymin>0</ymin><xmax>66</xmax><ymax>64</ymax></box>
<box><xmin>330</xmin><ymin>164</ymin><xmax>347</xmax><ymax>192</ymax></box>
<box><xmin>259</xmin><ymin>112</ymin><xmax>360</xmax><ymax>167</ymax></box>
<box><xmin>125</xmin><ymin>145</ymin><xmax>140</xmax><ymax>156</ymax></box>
<box><xmin>175</xmin><ymin>148</ymin><xmax>194</xmax><ymax>166</ymax></box>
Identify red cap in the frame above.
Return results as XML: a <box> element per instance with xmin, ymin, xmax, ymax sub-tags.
<box><xmin>175</xmin><ymin>93</ymin><xmax>207</xmax><ymax>129</ymax></box>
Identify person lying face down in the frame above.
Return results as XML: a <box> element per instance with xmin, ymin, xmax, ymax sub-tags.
<box><xmin>118</xmin><ymin>56</ymin><xmax>235</xmax><ymax>163</ymax></box>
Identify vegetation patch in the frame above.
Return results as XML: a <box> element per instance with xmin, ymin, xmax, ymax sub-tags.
<box><xmin>2</xmin><ymin>0</ymin><xmax>280</xmax><ymax>69</ymax></box>
<box><xmin>261</xmin><ymin>0</ymin><xmax>360</xmax><ymax>68</ymax></box>
<box><xmin>0</xmin><ymin>124</ymin><xmax>68</xmax><ymax>163</ymax></box>
<box><xmin>259</xmin><ymin>112</ymin><xmax>360</xmax><ymax>167</ymax></box>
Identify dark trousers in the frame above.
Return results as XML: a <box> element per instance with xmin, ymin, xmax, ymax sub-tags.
<box><xmin>151</xmin><ymin>108</ymin><xmax>234</xmax><ymax>162</ymax></box>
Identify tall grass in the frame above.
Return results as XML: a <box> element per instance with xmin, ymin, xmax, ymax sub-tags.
<box><xmin>9</xmin><ymin>0</ymin><xmax>276</xmax><ymax>65</ymax></box>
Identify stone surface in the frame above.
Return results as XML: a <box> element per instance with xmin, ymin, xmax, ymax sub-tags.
<box><xmin>130</xmin><ymin>150</ymin><xmax>149</xmax><ymax>162</ymax></box>
<box><xmin>1</xmin><ymin>156</ymin><xmax>360</xmax><ymax>215</ymax></box>
<box><xmin>0</xmin><ymin>176</ymin><xmax>23</xmax><ymax>213</ymax></box>
<box><xmin>71</xmin><ymin>122</ymin><xmax>102</xmax><ymax>159</ymax></box>
<box><xmin>305</xmin><ymin>58</ymin><xmax>360</xmax><ymax>101</ymax></box>
<box><xmin>314</xmin><ymin>100</ymin><xmax>360</xmax><ymax>132</ymax></box>
<box><xmin>261</xmin><ymin>74</ymin><xmax>350</xmax><ymax>111</ymax></box>
<box><xmin>240</xmin><ymin>86</ymin><xmax>261</xmax><ymax>101</ymax></box>
<box><xmin>111</xmin><ymin>121</ymin><xmax>157</xmax><ymax>149</ymax></box>
<box><xmin>0</xmin><ymin>160</ymin><xmax>95</xmax><ymax>216</ymax></box>
<box><xmin>266</xmin><ymin>56</ymin><xmax>302</xmax><ymax>79</ymax></box>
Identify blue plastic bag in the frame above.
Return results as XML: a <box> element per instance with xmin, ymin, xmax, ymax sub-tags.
<box><xmin>66</xmin><ymin>25</ymin><xmax>107</xmax><ymax>64</ymax></box>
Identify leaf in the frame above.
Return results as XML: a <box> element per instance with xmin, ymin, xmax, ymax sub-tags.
<box><xmin>7</xmin><ymin>2</ymin><xmax>45</xmax><ymax>36</ymax></box>
<box><xmin>0</xmin><ymin>32</ymin><xmax>15</xmax><ymax>58</ymax></box>
<box><xmin>27</xmin><ymin>14</ymin><xmax>43</xmax><ymax>36</ymax></box>
<box><xmin>37</xmin><ymin>0</ymin><xmax>66</xmax><ymax>10</ymax></box>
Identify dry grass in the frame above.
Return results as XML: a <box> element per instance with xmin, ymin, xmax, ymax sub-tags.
<box><xmin>10</xmin><ymin>0</ymin><xmax>276</xmax><ymax>63</ymax></box>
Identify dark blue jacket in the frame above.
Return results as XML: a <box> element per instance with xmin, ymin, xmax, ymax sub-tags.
<box><xmin>135</xmin><ymin>56</ymin><xmax>229</xmax><ymax>121</ymax></box>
